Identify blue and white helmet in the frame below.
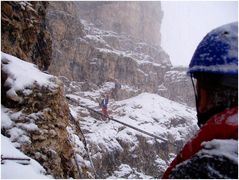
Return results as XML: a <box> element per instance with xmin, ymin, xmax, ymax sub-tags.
<box><xmin>187</xmin><ymin>22</ymin><xmax>238</xmax><ymax>76</ymax></box>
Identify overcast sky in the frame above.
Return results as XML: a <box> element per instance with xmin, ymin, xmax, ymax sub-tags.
<box><xmin>161</xmin><ymin>1</ymin><xmax>238</xmax><ymax>66</ymax></box>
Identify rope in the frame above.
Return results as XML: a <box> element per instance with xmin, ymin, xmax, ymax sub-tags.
<box><xmin>85</xmin><ymin>144</ymin><xmax>98</xmax><ymax>178</ymax></box>
<box><xmin>69</xmin><ymin>111</ymin><xmax>98</xmax><ymax>178</ymax></box>
<box><xmin>80</xmin><ymin>104</ymin><xmax>175</xmax><ymax>146</ymax></box>
<box><xmin>71</xmin><ymin>101</ymin><xmax>177</xmax><ymax>147</ymax></box>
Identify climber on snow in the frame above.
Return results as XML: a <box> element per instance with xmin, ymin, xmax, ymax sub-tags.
<box><xmin>163</xmin><ymin>22</ymin><xmax>238</xmax><ymax>179</ymax></box>
<box><xmin>100</xmin><ymin>94</ymin><xmax>110</xmax><ymax>120</ymax></box>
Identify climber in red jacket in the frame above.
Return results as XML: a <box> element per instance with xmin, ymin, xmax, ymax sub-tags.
<box><xmin>100</xmin><ymin>94</ymin><xmax>110</xmax><ymax>120</ymax></box>
<box><xmin>163</xmin><ymin>22</ymin><xmax>238</xmax><ymax>179</ymax></box>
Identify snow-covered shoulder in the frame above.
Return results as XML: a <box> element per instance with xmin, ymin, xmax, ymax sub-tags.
<box><xmin>1</xmin><ymin>135</ymin><xmax>53</xmax><ymax>179</ymax></box>
<box><xmin>201</xmin><ymin>139</ymin><xmax>238</xmax><ymax>163</ymax></box>
<box><xmin>1</xmin><ymin>52</ymin><xmax>56</xmax><ymax>93</ymax></box>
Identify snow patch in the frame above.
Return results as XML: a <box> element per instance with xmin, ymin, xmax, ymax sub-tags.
<box><xmin>1</xmin><ymin>105</ymin><xmax>13</xmax><ymax>129</ymax></box>
<box><xmin>1</xmin><ymin>52</ymin><xmax>56</xmax><ymax>98</ymax></box>
<box><xmin>201</xmin><ymin>139</ymin><xmax>238</xmax><ymax>163</ymax></box>
<box><xmin>108</xmin><ymin>164</ymin><xmax>153</xmax><ymax>179</ymax></box>
<box><xmin>114</xmin><ymin>93</ymin><xmax>197</xmax><ymax>141</ymax></box>
<box><xmin>1</xmin><ymin>135</ymin><xmax>53</xmax><ymax>179</ymax></box>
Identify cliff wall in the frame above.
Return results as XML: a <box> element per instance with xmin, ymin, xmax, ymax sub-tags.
<box><xmin>46</xmin><ymin>1</ymin><xmax>171</xmax><ymax>95</ymax></box>
<box><xmin>76</xmin><ymin>1</ymin><xmax>163</xmax><ymax>47</ymax></box>
<box><xmin>1</xmin><ymin>2</ymin><xmax>91</xmax><ymax>178</ymax></box>
<box><xmin>1</xmin><ymin>1</ymin><xmax>52</xmax><ymax>71</ymax></box>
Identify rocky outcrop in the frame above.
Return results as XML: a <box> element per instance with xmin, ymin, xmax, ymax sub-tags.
<box><xmin>46</xmin><ymin>1</ymin><xmax>171</xmax><ymax>95</ymax></box>
<box><xmin>76</xmin><ymin>1</ymin><xmax>163</xmax><ymax>47</ymax></box>
<box><xmin>158</xmin><ymin>66</ymin><xmax>195</xmax><ymax>107</ymax></box>
<box><xmin>62</xmin><ymin>76</ymin><xmax>198</xmax><ymax>178</ymax></box>
<box><xmin>1</xmin><ymin>53</ymin><xmax>84</xmax><ymax>178</ymax></box>
<box><xmin>86</xmin><ymin>134</ymin><xmax>178</xmax><ymax>178</ymax></box>
<box><xmin>45</xmin><ymin>2</ymin><xmax>195</xmax><ymax>106</ymax></box>
<box><xmin>45</xmin><ymin>2</ymin><xmax>85</xmax><ymax>79</ymax></box>
<box><xmin>1</xmin><ymin>1</ymin><xmax>52</xmax><ymax>70</ymax></box>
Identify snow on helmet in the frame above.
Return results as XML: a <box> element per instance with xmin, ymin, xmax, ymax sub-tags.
<box><xmin>187</xmin><ymin>22</ymin><xmax>238</xmax><ymax>76</ymax></box>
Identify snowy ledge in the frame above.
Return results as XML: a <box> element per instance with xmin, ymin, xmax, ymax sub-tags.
<box><xmin>1</xmin><ymin>52</ymin><xmax>57</xmax><ymax>98</ymax></box>
<box><xmin>1</xmin><ymin>135</ymin><xmax>53</xmax><ymax>179</ymax></box>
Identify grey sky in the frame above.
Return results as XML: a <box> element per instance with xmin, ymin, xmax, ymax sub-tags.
<box><xmin>161</xmin><ymin>1</ymin><xmax>238</xmax><ymax>66</ymax></box>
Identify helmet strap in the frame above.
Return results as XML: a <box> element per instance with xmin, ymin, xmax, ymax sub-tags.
<box><xmin>190</xmin><ymin>75</ymin><xmax>200</xmax><ymax>118</ymax></box>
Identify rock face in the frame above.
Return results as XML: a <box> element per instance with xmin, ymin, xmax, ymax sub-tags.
<box><xmin>45</xmin><ymin>2</ymin><xmax>85</xmax><ymax>79</ymax></box>
<box><xmin>1</xmin><ymin>1</ymin><xmax>52</xmax><ymax>71</ymax></box>
<box><xmin>46</xmin><ymin>1</ymin><xmax>171</xmax><ymax>96</ymax></box>
<box><xmin>76</xmin><ymin>1</ymin><xmax>163</xmax><ymax>47</ymax></box>
<box><xmin>1</xmin><ymin>1</ymin><xmax>194</xmax><ymax>106</ymax></box>
<box><xmin>158</xmin><ymin>66</ymin><xmax>195</xmax><ymax>107</ymax></box>
<box><xmin>1</xmin><ymin>53</ymin><xmax>82</xmax><ymax>178</ymax></box>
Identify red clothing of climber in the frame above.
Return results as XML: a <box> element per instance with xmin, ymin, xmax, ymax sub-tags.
<box><xmin>101</xmin><ymin>94</ymin><xmax>109</xmax><ymax>118</ymax></box>
<box><xmin>102</xmin><ymin>107</ymin><xmax>108</xmax><ymax>117</ymax></box>
<box><xmin>163</xmin><ymin>107</ymin><xmax>238</xmax><ymax>178</ymax></box>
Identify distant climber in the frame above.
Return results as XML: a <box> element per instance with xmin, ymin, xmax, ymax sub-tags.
<box><xmin>100</xmin><ymin>94</ymin><xmax>110</xmax><ymax>120</ymax></box>
<box><xmin>111</xmin><ymin>79</ymin><xmax>121</xmax><ymax>100</ymax></box>
<box><xmin>114</xmin><ymin>79</ymin><xmax>121</xmax><ymax>89</ymax></box>
<box><xmin>163</xmin><ymin>22</ymin><xmax>238</xmax><ymax>179</ymax></box>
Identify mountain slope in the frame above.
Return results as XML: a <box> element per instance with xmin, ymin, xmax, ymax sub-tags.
<box><xmin>65</xmin><ymin>78</ymin><xmax>198</xmax><ymax>178</ymax></box>
<box><xmin>1</xmin><ymin>1</ymin><xmax>197</xmax><ymax>178</ymax></box>
<box><xmin>1</xmin><ymin>51</ymin><xmax>198</xmax><ymax>179</ymax></box>
<box><xmin>46</xmin><ymin>1</ymin><xmax>171</xmax><ymax>96</ymax></box>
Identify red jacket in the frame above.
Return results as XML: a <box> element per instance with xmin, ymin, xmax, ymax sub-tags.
<box><xmin>163</xmin><ymin>107</ymin><xmax>238</xmax><ymax>179</ymax></box>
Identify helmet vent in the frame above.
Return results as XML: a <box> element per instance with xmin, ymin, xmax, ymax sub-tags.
<box><xmin>223</xmin><ymin>31</ymin><xmax>229</xmax><ymax>35</ymax></box>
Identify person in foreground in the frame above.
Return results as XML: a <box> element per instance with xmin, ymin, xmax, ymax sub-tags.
<box><xmin>163</xmin><ymin>22</ymin><xmax>238</xmax><ymax>179</ymax></box>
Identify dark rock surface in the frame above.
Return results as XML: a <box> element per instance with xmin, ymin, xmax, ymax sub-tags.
<box><xmin>1</xmin><ymin>1</ymin><xmax>52</xmax><ymax>70</ymax></box>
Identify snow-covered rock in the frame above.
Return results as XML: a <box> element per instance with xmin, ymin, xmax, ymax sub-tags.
<box><xmin>63</xmin><ymin>77</ymin><xmax>198</xmax><ymax>178</ymax></box>
<box><xmin>158</xmin><ymin>66</ymin><xmax>195</xmax><ymax>107</ymax></box>
<box><xmin>46</xmin><ymin>2</ymin><xmax>171</xmax><ymax>96</ymax></box>
<box><xmin>44</xmin><ymin>2</ymin><xmax>195</xmax><ymax>107</ymax></box>
<box><xmin>1</xmin><ymin>135</ymin><xmax>53</xmax><ymax>179</ymax></box>
<box><xmin>1</xmin><ymin>2</ymin><xmax>198</xmax><ymax>178</ymax></box>
<box><xmin>1</xmin><ymin>52</ymin><xmax>83</xmax><ymax>178</ymax></box>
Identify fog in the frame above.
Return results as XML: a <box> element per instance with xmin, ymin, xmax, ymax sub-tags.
<box><xmin>161</xmin><ymin>1</ymin><xmax>238</xmax><ymax>66</ymax></box>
